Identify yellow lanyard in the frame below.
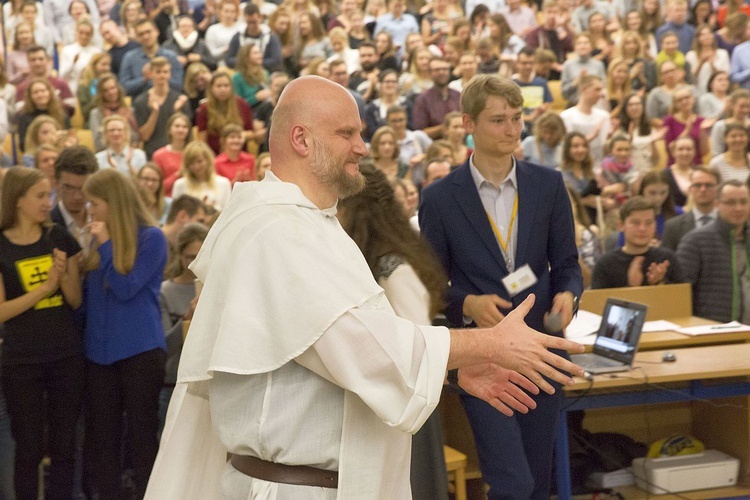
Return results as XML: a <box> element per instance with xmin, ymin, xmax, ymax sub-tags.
<box><xmin>485</xmin><ymin>194</ymin><xmax>519</xmax><ymax>254</ymax></box>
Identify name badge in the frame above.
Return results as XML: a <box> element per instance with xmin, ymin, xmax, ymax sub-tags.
<box><xmin>501</xmin><ymin>264</ymin><xmax>538</xmax><ymax>297</ymax></box>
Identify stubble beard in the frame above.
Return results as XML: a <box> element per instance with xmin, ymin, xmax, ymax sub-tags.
<box><xmin>311</xmin><ymin>137</ymin><xmax>365</xmax><ymax>200</ymax></box>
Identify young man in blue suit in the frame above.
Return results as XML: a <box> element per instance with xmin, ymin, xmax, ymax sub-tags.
<box><xmin>419</xmin><ymin>74</ymin><xmax>584</xmax><ymax>499</ymax></box>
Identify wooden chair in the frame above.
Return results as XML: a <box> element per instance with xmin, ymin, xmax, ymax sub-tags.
<box><xmin>547</xmin><ymin>80</ymin><xmax>567</xmax><ymax>112</ymax></box>
<box><xmin>76</xmin><ymin>129</ymin><xmax>95</xmax><ymax>152</ymax></box>
<box><xmin>71</xmin><ymin>102</ymin><xmax>84</xmax><ymax>129</ymax></box>
<box><xmin>580</xmin><ymin>283</ymin><xmax>692</xmax><ymax>320</ymax></box>
<box><xmin>444</xmin><ymin>445</ymin><xmax>467</xmax><ymax>500</ymax></box>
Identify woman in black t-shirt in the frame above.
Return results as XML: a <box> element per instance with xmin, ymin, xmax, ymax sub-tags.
<box><xmin>0</xmin><ymin>167</ymin><xmax>83</xmax><ymax>500</ymax></box>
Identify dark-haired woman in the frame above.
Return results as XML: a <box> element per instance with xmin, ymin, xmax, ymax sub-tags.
<box><xmin>338</xmin><ymin>162</ymin><xmax>449</xmax><ymax>500</ymax></box>
<box><xmin>157</xmin><ymin>222</ymin><xmax>208</xmax><ymax>433</ymax></box>
<box><xmin>0</xmin><ymin>167</ymin><xmax>83</xmax><ymax>500</ymax></box>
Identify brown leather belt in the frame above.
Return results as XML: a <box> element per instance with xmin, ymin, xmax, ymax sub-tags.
<box><xmin>230</xmin><ymin>454</ymin><xmax>338</xmax><ymax>489</ymax></box>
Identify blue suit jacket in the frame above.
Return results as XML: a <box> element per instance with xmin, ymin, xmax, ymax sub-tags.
<box><xmin>419</xmin><ymin>159</ymin><xmax>583</xmax><ymax>333</ymax></box>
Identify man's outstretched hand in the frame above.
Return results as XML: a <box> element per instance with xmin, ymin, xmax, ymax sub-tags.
<box><xmin>486</xmin><ymin>294</ymin><xmax>585</xmax><ymax>394</ymax></box>
<box><xmin>449</xmin><ymin>294</ymin><xmax>586</xmax><ymax>397</ymax></box>
<box><xmin>458</xmin><ymin>364</ymin><xmax>538</xmax><ymax>416</ymax></box>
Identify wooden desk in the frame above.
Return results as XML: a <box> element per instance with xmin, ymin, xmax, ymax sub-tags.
<box><xmin>586</xmin><ymin>316</ymin><xmax>750</xmax><ymax>353</ymax></box>
<box><xmin>440</xmin><ymin>319</ymin><xmax>750</xmax><ymax>492</ymax></box>
<box><xmin>556</xmin><ymin>344</ymin><xmax>750</xmax><ymax>499</ymax></box>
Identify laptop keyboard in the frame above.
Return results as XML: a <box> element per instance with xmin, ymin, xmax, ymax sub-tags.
<box><xmin>575</xmin><ymin>353</ymin><xmax>624</xmax><ymax>368</ymax></box>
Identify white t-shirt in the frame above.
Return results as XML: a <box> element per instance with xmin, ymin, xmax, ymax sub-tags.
<box><xmin>560</xmin><ymin>106</ymin><xmax>611</xmax><ymax>167</ymax></box>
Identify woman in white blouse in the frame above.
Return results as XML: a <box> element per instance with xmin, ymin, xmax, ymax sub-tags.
<box><xmin>204</xmin><ymin>0</ymin><xmax>243</xmax><ymax>61</ymax></box>
<box><xmin>172</xmin><ymin>141</ymin><xmax>231</xmax><ymax>210</ymax></box>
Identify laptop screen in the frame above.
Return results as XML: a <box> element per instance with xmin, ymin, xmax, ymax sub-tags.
<box><xmin>593</xmin><ymin>298</ymin><xmax>648</xmax><ymax>364</ymax></box>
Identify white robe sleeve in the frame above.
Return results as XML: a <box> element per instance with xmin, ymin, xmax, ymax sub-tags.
<box><xmin>295</xmin><ymin>297</ymin><xmax>450</xmax><ymax>435</ymax></box>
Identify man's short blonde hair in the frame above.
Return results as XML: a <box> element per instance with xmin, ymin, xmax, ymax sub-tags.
<box><xmin>461</xmin><ymin>74</ymin><xmax>523</xmax><ymax>121</ymax></box>
<box><xmin>150</xmin><ymin>56</ymin><xmax>170</xmax><ymax>70</ymax></box>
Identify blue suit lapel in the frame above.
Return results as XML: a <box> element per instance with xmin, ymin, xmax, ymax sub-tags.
<box><xmin>515</xmin><ymin>161</ymin><xmax>538</xmax><ymax>266</ymax></box>
<box><xmin>451</xmin><ymin>161</ymin><xmax>509</xmax><ymax>273</ymax></box>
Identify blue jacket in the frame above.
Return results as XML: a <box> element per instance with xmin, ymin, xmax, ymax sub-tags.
<box><xmin>419</xmin><ymin>159</ymin><xmax>583</xmax><ymax>332</ymax></box>
<box><xmin>85</xmin><ymin>226</ymin><xmax>167</xmax><ymax>365</ymax></box>
<box><xmin>118</xmin><ymin>46</ymin><xmax>184</xmax><ymax>97</ymax></box>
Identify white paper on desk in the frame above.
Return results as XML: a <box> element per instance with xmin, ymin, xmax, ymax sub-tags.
<box><xmin>676</xmin><ymin>321</ymin><xmax>750</xmax><ymax>336</ymax></box>
<box><xmin>566</xmin><ymin>310</ymin><xmax>602</xmax><ymax>339</ymax></box>
<box><xmin>642</xmin><ymin>320</ymin><xmax>681</xmax><ymax>333</ymax></box>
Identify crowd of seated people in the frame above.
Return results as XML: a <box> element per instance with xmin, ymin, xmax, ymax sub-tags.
<box><xmin>1</xmin><ymin>0</ymin><xmax>750</xmax><ymax>497</ymax></box>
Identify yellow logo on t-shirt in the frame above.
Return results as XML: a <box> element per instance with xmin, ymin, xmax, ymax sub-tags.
<box><xmin>15</xmin><ymin>255</ymin><xmax>62</xmax><ymax>310</ymax></box>
<box><xmin>520</xmin><ymin>86</ymin><xmax>544</xmax><ymax>110</ymax></box>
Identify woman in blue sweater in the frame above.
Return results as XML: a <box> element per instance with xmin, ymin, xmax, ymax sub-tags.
<box><xmin>83</xmin><ymin>169</ymin><xmax>168</xmax><ymax>499</ymax></box>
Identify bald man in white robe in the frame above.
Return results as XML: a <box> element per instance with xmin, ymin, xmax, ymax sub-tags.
<box><xmin>145</xmin><ymin>76</ymin><xmax>585</xmax><ymax>500</ymax></box>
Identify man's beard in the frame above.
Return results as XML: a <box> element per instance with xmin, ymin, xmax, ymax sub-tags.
<box><xmin>311</xmin><ymin>137</ymin><xmax>365</xmax><ymax>199</ymax></box>
<box><xmin>361</xmin><ymin>61</ymin><xmax>377</xmax><ymax>72</ymax></box>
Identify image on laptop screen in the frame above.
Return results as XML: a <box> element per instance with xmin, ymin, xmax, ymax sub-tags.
<box><xmin>594</xmin><ymin>300</ymin><xmax>647</xmax><ymax>362</ymax></box>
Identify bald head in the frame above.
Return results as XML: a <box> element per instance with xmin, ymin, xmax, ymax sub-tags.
<box><xmin>268</xmin><ymin>76</ymin><xmax>367</xmax><ymax>208</ymax></box>
<box><xmin>270</xmin><ymin>76</ymin><xmax>359</xmax><ymax>157</ymax></box>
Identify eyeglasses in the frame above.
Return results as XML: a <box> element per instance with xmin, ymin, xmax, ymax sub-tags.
<box><xmin>719</xmin><ymin>198</ymin><xmax>750</xmax><ymax>206</ymax></box>
<box><xmin>139</xmin><ymin>177</ymin><xmax>160</xmax><ymax>184</ymax></box>
<box><xmin>691</xmin><ymin>182</ymin><xmax>717</xmax><ymax>189</ymax></box>
<box><xmin>60</xmin><ymin>183</ymin><xmax>84</xmax><ymax>195</ymax></box>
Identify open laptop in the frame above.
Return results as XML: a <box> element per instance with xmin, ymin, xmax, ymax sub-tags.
<box><xmin>570</xmin><ymin>298</ymin><xmax>648</xmax><ymax>374</ymax></box>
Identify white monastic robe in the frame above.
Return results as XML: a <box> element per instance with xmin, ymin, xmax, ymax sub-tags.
<box><xmin>145</xmin><ymin>172</ymin><xmax>451</xmax><ymax>499</ymax></box>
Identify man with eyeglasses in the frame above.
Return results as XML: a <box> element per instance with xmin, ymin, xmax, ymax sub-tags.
<box><xmin>119</xmin><ymin>18</ymin><xmax>184</xmax><ymax>97</ymax></box>
<box><xmin>677</xmin><ymin>180</ymin><xmax>750</xmax><ymax>322</ymax></box>
<box><xmin>662</xmin><ymin>167</ymin><xmax>721</xmax><ymax>251</ymax></box>
<box><xmin>363</xmin><ymin>69</ymin><xmax>411</xmax><ymax>141</ymax></box>
<box><xmin>50</xmin><ymin>146</ymin><xmax>99</xmax><ymax>255</ymax></box>
<box><xmin>413</xmin><ymin>57</ymin><xmax>461</xmax><ymax>139</ymax></box>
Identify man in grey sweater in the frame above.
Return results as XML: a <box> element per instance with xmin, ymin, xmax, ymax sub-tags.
<box><xmin>677</xmin><ymin>180</ymin><xmax>750</xmax><ymax>322</ymax></box>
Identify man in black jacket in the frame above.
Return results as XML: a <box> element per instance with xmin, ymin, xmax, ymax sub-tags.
<box><xmin>51</xmin><ymin>147</ymin><xmax>99</xmax><ymax>254</ymax></box>
<box><xmin>662</xmin><ymin>167</ymin><xmax>721</xmax><ymax>251</ymax></box>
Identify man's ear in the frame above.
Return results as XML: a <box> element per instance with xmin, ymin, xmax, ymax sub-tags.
<box><xmin>290</xmin><ymin>124</ymin><xmax>310</xmax><ymax>156</ymax></box>
<box><xmin>462</xmin><ymin>113</ymin><xmax>475</xmax><ymax>135</ymax></box>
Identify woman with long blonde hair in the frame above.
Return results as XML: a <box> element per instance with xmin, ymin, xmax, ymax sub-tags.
<box><xmin>0</xmin><ymin>167</ymin><xmax>83</xmax><ymax>500</ymax></box>
<box><xmin>295</xmin><ymin>11</ymin><xmax>333</xmax><ymax>72</ymax></box>
<box><xmin>606</xmin><ymin>58</ymin><xmax>632</xmax><ymax>118</ymax></box>
<box><xmin>171</xmin><ymin>141</ymin><xmax>232</xmax><ymax>210</ymax></box>
<box><xmin>83</xmin><ymin>168</ymin><xmax>167</xmax><ymax>499</ymax></box>
<box><xmin>182</xmin><ymin>62</ymin><xmax>211</xmax><ymax>116</ymax></box>
<box><xmin>233</xmin><ymin>43</ymin><xmax>270</xmax><ymax>108</ymax></box>
<box><xmin>195</xmin><ymin>71</ymin><xmax>254</xmax><ymax>154</ymax></box>
<box><xmin>21</xmin><ymin>115</ymin><xmax>64</xmax><ymax>167</ymax></box>
<box><xmin>76</xmin><ymin>52</ymin><xmax>112</xmax><ymax>126</ymax></box>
